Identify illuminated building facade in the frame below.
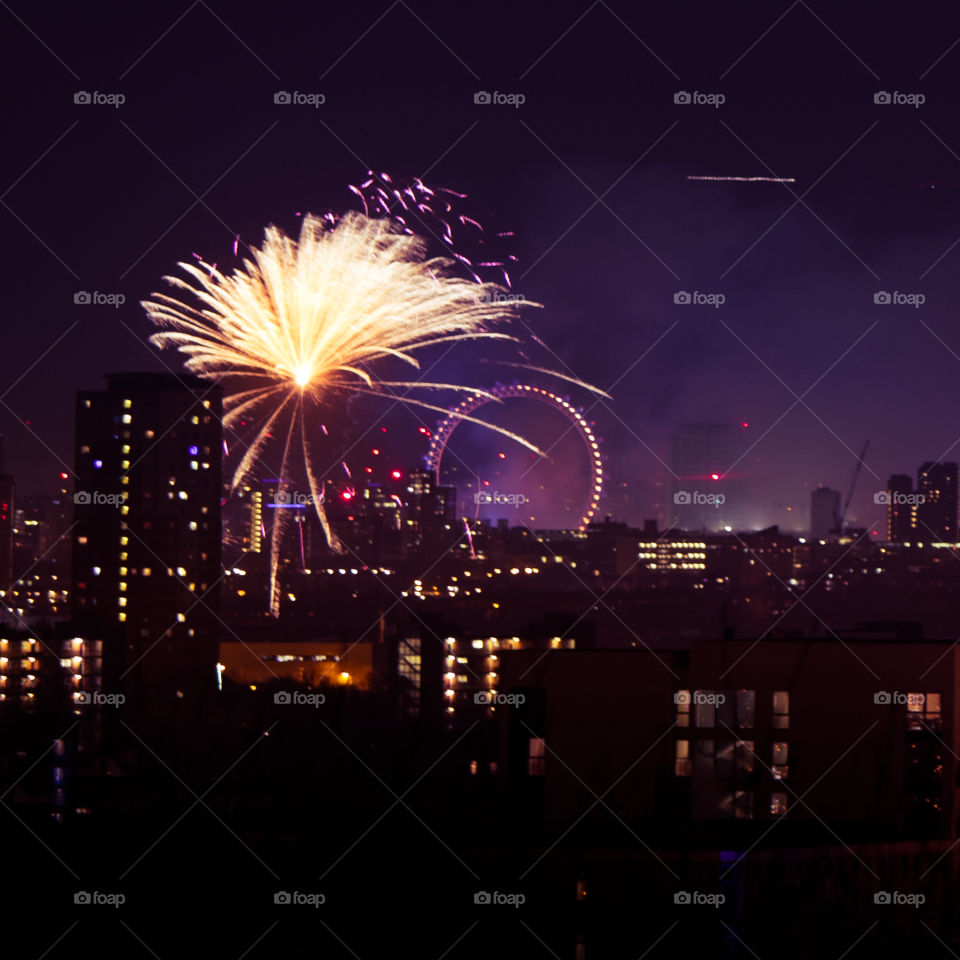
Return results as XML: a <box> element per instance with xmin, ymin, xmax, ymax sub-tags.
<box><xmin>886</xmin><ymin>474</ymin><xmax>916</xmax><ymax>543</ymax></box>
<box><xmin>71</xmin><ymin>373</ymin><xmax>223</xmax><ymax>701</ymax></box>
<box><xmin>637</xmin><ymin>538</ymin><xmax>707</xmax><ymax>572</ymax></box>
<box><xmin>917</xmin><ymin>461</ymin><xmax>958</xmax><ymax>541</ymax></box>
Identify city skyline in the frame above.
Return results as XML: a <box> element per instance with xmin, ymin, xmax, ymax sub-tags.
<box><xmin>6</xmin><ymin>2</ymin><xmax>960</xmax><ymax>958</ymax></box>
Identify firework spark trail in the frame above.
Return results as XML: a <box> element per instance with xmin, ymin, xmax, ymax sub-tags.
<box><xmin>350</xmin><ymin>172</ymin><xmax>516</xmax><ymax>286</ymax></box>
<box><xmin>144</xmin><ymin>211</ymin><xmax>547</xmax><ymax>615</ymax></box>
<box><xmin>686</xmin><ymin>175</ymin><xmax>796</xmax><ymax>183</ymax></box>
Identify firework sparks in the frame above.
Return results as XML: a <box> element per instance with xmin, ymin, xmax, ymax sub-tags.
<box><xmin>350</xmin><ymin>172</ymin><xmax>517</xmax><ymax>286</ymax></box>
<box><xmin>687</xmin><ymin>175</ymin><xmax>796</xmax><ymax>183</ymax></box>
<box><xmin>143</xmin><ymin>210</ymin><xmax>549</xmax><ymax>615</ymax></box>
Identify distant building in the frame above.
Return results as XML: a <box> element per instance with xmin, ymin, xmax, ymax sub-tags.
<box><xmin>886</xmin><ymin>474</ymin><xmax>916</xmax><ymax>542</ymax></box>
<box><xmin>810</xmin><ymin>485</ymin><xmax>840</xmax><ymax>539</ymax></box>
<box><xmin>71</xmin><ymin>373</ymin><xmax>223</xmax><ymax>706</ymax></box>
<box><xmin>669</xmin><ymin>423</ymin><xmax>746</xmax><ymax>532</ymax></box>
<box><xmin>916</xmin><ymin>462</ymin><xmax>958</xmax><ymax>541</ymax></box>
<box><xmin>0</xmin><ymin>436</ymin><xmax>14</xmax><ymax>591</ymax></box>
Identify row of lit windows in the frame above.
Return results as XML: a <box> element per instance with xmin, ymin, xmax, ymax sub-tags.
<box><xmin>675</xmin><ymin>689</ymin><xmax>788</xmax><ymax>729</ymax></box>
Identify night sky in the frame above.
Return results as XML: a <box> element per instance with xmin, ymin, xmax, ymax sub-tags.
<box><xmin>6</xmin><ymin>0</ymin><xmax>960</xmax><ymax>531</ymax></box>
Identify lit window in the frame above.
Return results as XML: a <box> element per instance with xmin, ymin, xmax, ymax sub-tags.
<box><xmin>770</xmin><ymin>792</ymin><xmax>788</xmax><ymax>816</ymax></box>
<box><xmin>528</xmin><ymin>737</ymin><xmax>546</xmax><ymax>776</ymax></box>
<box><xmin>123</xmin><ymin>399</ymin><xmax>132</xmax><ymax>409</ymax></box>
<box><xmin>122</xmin><ymin>414</ymin><xmax>131</xmax><ymax>424</ymax></box>
<box><xmin>675</xmin><ymin>740</ymin><xmax>690</xmax><ymax>776</ymax></box>
<box><xmin>907</xmin><ymin>692</ymin><xmax>942</xmax><ymax>731</ymax></box>
<box><xmin>772</xmin><ymin>691</ymin><xmax>790</xmax><ymax>729</ymax></box>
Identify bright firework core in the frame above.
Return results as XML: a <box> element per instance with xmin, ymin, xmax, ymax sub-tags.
<box><xmin>142</xmin><ymin>207</ymin><xmax>605</xmax><ymax>615</ymax></box>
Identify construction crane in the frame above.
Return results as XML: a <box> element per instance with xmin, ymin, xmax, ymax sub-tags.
<box><xmin>835</xmin><ymin>439</ymin><xmax>870</xmax><ymax>533</ymax></box>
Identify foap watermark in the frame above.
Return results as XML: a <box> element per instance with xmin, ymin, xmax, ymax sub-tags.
<box><xmin>75</xmin><ymin>691</ymin><xmax>125</xmax><ymax>708</ymax></box>
<box><xmin>74</xmin><ymin>291</ymin><xmax>125</xmax><ymax>308</ymax></box>
<box><xmin>674</xmin><ymin>890</ymin><xmax>725</xmax><ymax>908</ymax></box>
<box><xmin>474</xmin><ymin>90</ymin><xmax>525</xmax><ymax>107</ymax></box>
<box><xmin>274</xmin><ymin>90</ymin><xmax>325</xmax><ymax>107</ymax></box>
<box><xmin>874</xmin><ymin>491</ymin><xmax>924</xmax><ymax>506</ymax></box>
<box><xmin>674</xmin><ymin>290</ymin><xmax>725</xmax><ymax>308</ymax></box>
<box><xmin>74</xmin><ymin>491</ymin><xmax>126</xmax><ymax>508</ymax></box>
<box><xmin>474</xmin><ymin>491</ymin><xmax>528</xmax><ymax>508</ymax></box>
<box><xmin>274</xmin><ymin>491</ymin><xmax>316</xmax><ymax>506</ymax></box>
<box><xmin>874</xmin><ymin>290</ymin><xmax>925</xmax><ymax>308</ymax></box>
<box><xmin>74</xmin><ymin>891</ymin><xmax>125</xmax><ymax>907</ymax></box>
<box><xmin>874</xmin><ymin>691</ymin><xmax>924</xmax><ymax>706</ymax></box>
<box><xmin>274</xmin><ymin>890</ymin><xmax>325</xmax><ymax>907</ymax></box>
<box><xmin>475</xmin><ymin>691</ymin><xmax>526</xmax><ymax>706</ymax></box>
<box><xmin>674</xmin><ymin>91</ymin><xmax>725</xmax><ymax>108</ymax></box>
<box><xmin>478</xmin><ymin>290</ymin><xmax>526</xmax><ymax>304</ymax></box>
<box><xmin>674</xmin><ymin>490</ymin><xmax>725</xmax><ymax>507</ymax></box>
<box><xmin>674</xmin><ymin>691</ymin><xmax>726</xmax><ymax>706</ymax></box>
<box><xmin>874</xmin><ymin>891</ymin><xmax>924</xmax><ymax>907</ymax></box>
<box><xmin>274</xmin><ymin>691</ymin><xmax>326</xmax><ymax>707</ymax></box>
<box><xmin>474</xmin><ymin>890</ymin><xmax>525</xmax><ymax>907</ymax></box>
<box><xmin>74</xmin><ymin>90</ymin><xmax>125</xmax><ymax>107</ymax></box>
<box><xmin>874</xmin><ymin>91</ymin><xmax>924</xmax><ymax>108</ymax></box>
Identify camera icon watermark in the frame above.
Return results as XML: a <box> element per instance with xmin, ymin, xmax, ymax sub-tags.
<box><xmin>473</xmin><ymin>90</ymin><xmax>525</xmax><ymax>107</ymax></box>
<box><xmin>474</xmin><ymin>691</ymin><xmax>526</xmax><ymax>706</ymax></box>
<box><xmin>74</xmin><ymin>491</ymin><xmax>127</xmax><ymax>508</ymax></box>
<box><xmin>273</xmin><ymin>490</ymin><xmax>315</xmax><ymax>506</ymax></box>
<box><xmin>473</xmin><ymin>491</ymin><xmax>528</xmax><ymax>508</ymax></box>
<box><xmin>74</xmin><ymin>291</ymin><xmax>125</xmax><ymax>308</ymax></box>
<box><xmin>674</xmin><ymin>691</ymin><xmax>726</xmax><ymax>706</ymax></box>
<box><xmin>274</xmin><ymin>890</ymin><xmax>325</xmax><ymax>907</ymax></box>
<box><xmin>74</xmin><ymin>91</ymin><xmax>125</xmax><ymax>107</ymax></box>
<box><xmin>674</xmin><ymin>91</ymin><xmax>725</xmax><ymax>108</ymax></box>
<box><xmin>874</xmin><ymin>890</ymin><xmax>924</xmax><ymax>907</ymax></box>
<box><xmin>873</xmin><ymin>491</ymin><xmax>924</xmax><ymax>506</ymax></box>
<box><xmin>75</xmin><ymin>691</ymin><xmax>125</xmax><ymax>707</ymax></box>
<box><xmin>674</xmin><ymin>290</ymin><xmax>725</xmax><ymax>308</ymax></box>
<box><xmin>74</xmin><ymin>890</ymin><xmax>125</xmax><ymax>907</ymax></box>
<box><xmin>273</xmin><ymin>690</ymin><xmax>326</xmax><ymax>707</ymax></box>
<box><xmin>74</xmin><ymin>491</ymin><xmax>127</xmax><ymax>507</ymax></box>
<box><xmin>874</xmin><ymin>691</ymin><xmax>924</xmax><ymax>706</ymax></box>
<box><xmin>474</xmin><ymin>890</ymin><xmax>525</xmax><ymax>907</ymax></box>
<box><xmin>874</xmin><ymin>91</ymin><xmax>924</xmax><ymax>108</ymax></box>
<box><xmin>673</xmin><ymin>490</ymin><xmax>725</xmax><ymax>507</ymax></box>
<box><xmin>477</xmin><ymin>290</ymin><xmax>526</xmax><ymax>304</ymax></box>
<box><xmin>674</xmin><ymin>890</ymin><xmax>725</xmax><ymax>907</ymax></box>
<box><xmin>274</xmin><ymin>90</ymin><xmax>325</xmax><ymax>107</ymax></box>
<box><xmin>873</xmin><ymin>290</ymin><xmax>924</xmax><ymax>308</ymax></box>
